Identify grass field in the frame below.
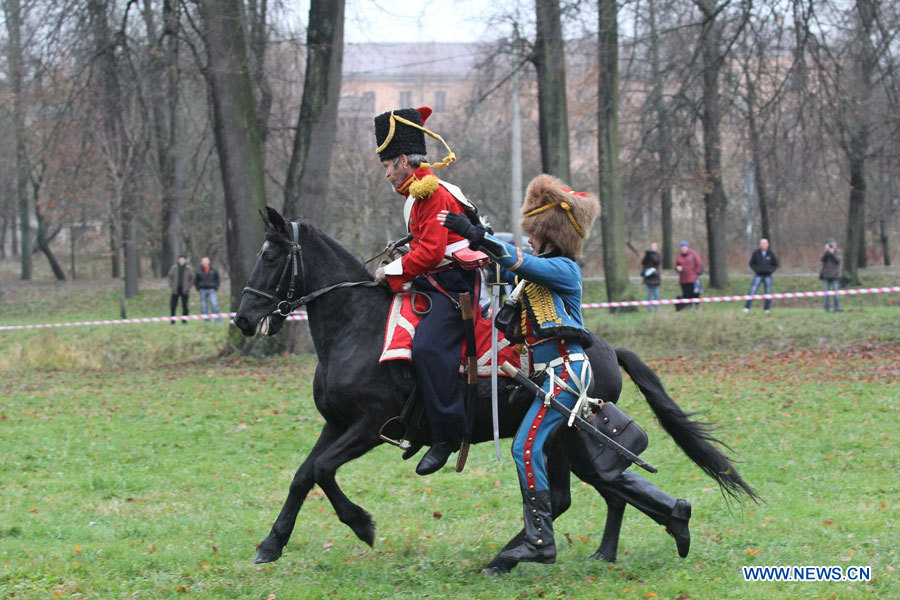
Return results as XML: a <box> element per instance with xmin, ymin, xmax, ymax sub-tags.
<box><xmin>1</xmin><ymin>276</ymin><xmax>898</xmax><ymax>599</ymax></box>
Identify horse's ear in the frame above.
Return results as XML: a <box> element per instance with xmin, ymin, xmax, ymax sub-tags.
<box><xmin>264</xmin><ymin>206</ymin><xmax>287</xmax><ymax>234</ymax></box>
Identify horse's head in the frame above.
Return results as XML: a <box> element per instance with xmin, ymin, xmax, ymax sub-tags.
<box><xmin>234</xmin><ymin>206</ymin><xmax>306</xmax><ymax>337</ymax></box>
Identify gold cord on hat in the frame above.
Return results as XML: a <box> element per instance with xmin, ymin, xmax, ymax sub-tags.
<box><xmin>523</xmin><ymin>201</ymin><xmax>586</xmax><ymax>238</ymax></box>
<box><xmin>375</xmin><ymin>112</ymin><xmax>456</xmax><ymax>169</ymax></box>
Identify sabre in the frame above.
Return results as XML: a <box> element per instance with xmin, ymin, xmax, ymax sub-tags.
<box><xmin>499</xmin><ymin>362</ymin><xmax>658</xmax><ymax>474</ymax></box>
<box><xmin>489</xmin><ymin>263</ymin><xmax>502</xmax><ymax>462</ymax></box>
<box><xmin>365</xmin><ymin>232</ymin><xmax>413</xmax><ymax>265</ymax></box>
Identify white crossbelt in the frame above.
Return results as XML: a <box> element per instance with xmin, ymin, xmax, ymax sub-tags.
<box><xmin>532</xmin><ymin>353</ymin><xmax>593</xmax><ymax>427</ymax></box>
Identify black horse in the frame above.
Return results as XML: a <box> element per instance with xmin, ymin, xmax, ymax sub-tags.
<box><xmin>234</xmin><ymin>207</ymin><xmax>757</xmax><ymax>573</ymax></box>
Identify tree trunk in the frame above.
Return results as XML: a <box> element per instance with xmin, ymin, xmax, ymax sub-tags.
<box><xmin>880</xmin><ymin>218</ymin><xmax>890</xmax><ymax>266</ymax></box>
<box><xmin>695</xmin><ymin>0</ymin><xmax>728</xmax><ymax>289</ymax></box>
<box><xmin>89</xmin><ymin>0</ymin><xmax>139</xmax><ymax>296</ymax></box>
<box><xmin>532</xmin><ymin>0</ymin><xmax>570</xmax><ymax>182</ymax></box>
<box><xmin>33</xmin><ymin>191</ymin><xmax>66</xmax><ymax>281</ymax></box>
<box><xmin>282</xmin><ymin>0</ymin><xmax>345</xmax><ymax>222</ymax></box>
<box><xmin>841</xmin><ymin>0</ymin><xmax>877</xmax><ymax>284</ymax></box>
<box><xmin>4</xmin><ymin>0</ymin><xmax>32</xmax><ymax>280</ymax></box>
<box><xmin>143</xmin><ymin>0</ymin><xmax>183</xmax><ymax>275</ymax></box>
<box><xmin>247</xmin><ymin>0</ymin><xmax>272</xmax><ymax>155</ymax></box>
<box><xmin>198</xmin><ymin>0</ymin><xmax>267</xmax><ymax>310</ymax></box>
<box><xmin>648</xmin><ymin>0</ymin><xmax>672</xmax><ymax>269</ymax></box>
<box><xmin>597</xmin><ymin>0</ymin><xmax>633</xmax><ymax>306</ymax></box>
<box><xmin>744</xmin><ymin>66</ymin><xmax>771</xmax><ymax>243</ymax></box>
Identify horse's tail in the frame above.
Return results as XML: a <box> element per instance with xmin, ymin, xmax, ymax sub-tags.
<box><xmin>615</xmin><ymin>347</ymin><xmax>760</xmax><ymax>504</ymax></box>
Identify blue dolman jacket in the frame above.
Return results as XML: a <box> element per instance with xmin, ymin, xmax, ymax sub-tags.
<box><xmin>480</xmin><ymin>232</ymin><xmax>593</xmax><ymax>354</ymax></box>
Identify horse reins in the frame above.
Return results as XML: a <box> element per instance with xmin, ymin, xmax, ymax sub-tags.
<box><xmin>242</xmin><ymin>221</ymin><xmax>381</xmax><ymax>317</ymax></box>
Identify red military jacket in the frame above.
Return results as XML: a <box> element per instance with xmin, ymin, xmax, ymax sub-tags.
<box><xmin>385</xmin><ymin>166</ymin><xmax>468</xmax><ymax>292</ymax></box>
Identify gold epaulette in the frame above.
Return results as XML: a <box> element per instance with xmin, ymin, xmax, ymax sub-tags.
<box><xmin>409</xmin><ymin>175</ymin><xmax>439</xmax><ymax>199</ymax></box>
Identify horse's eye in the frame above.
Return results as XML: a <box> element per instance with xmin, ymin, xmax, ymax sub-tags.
<box><xmin>263</xmin><ymin>253</ymin><xmax>276</xmax><ymax>264</ymax></box>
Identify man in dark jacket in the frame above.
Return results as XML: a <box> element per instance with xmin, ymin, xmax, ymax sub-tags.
<box><xmin>641</xmin><ymin>242</ymin><xmax>662</xmax><ymax>311</ymax></box>
<box><xmin>167</xmin><ymin>255</ymin><xmax>194</xmax><ymax>324</ymax></box>
<box><xmin>195</xmin><ymin>257</ymin><xmax>222</xmax><ymax>322</ymax></box>
<box><xmin>743</xmin><ymin>238</ymin><xmax>779</xmax><ymax>313</ymax></box>
<box><xmin>820</xmin><ymin>238</ymin><xmax>842</xmax><ymax>312</ymax></box>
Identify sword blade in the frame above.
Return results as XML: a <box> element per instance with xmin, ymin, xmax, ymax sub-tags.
<box><xmin>490</xmin><ymin>283</ymin><xmax>501</xmax><ymax>462</ymax></box>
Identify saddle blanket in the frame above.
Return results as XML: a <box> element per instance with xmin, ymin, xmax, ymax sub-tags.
<box><xmin>379</xmin><ymin>292</ymin><xmax>527</xmax><ymax>376</ymax></box>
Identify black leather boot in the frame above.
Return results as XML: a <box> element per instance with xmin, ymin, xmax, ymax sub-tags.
<box><xmin>607</xmin><ymin>470</ymin><xmax>691</xmax><ymax>558</ymax></box>
<box><xmin>498</xmin><ymin>490</ymin><xmax>556</xmax><ymax>564</ymax></box>
<box><xmin>415</xmin><ymin>440</ymin><xmax>458</xmax><ymax>475</ymax></box>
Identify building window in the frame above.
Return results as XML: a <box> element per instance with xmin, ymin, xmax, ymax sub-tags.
<box><xmin>434</xmin><ymin>91</ymin><xmax>447</xmax><ymax>111</ymax></box>
<box><xmin>399</xmin><ymin>91</ymin><xmax>412</xmax><ymax>106</ymax></box>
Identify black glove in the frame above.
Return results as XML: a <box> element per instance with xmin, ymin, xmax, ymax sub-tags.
<box><xmin>441</xmin><ymin>211</ymin><xmax>486</xmax><ymax>249</ymax></box>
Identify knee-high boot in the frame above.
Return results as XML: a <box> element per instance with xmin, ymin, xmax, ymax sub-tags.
<box><xmin>498</xmin><ymin>489</ymin><xmax>556</xmax><ymax>564</ymax></box>
<box><xmin>605</xmin><ymin>469</ymin><xmax>691</xmax><ymax>557</ymax></box>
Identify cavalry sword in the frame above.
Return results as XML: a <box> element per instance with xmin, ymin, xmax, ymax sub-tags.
<box><xmin>499</xmin><ymin>362</ymin><xmax>658</xmax><ymax>474</ymax></box>
<box><xmin>489</xmin><ymin>264</ymin><xmax>502</xmax><ymax>462</ymax></box>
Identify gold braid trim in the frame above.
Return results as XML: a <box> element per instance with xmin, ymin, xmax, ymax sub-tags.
<box><xmin>522</xmin><ymin>200</ymin><xmax>586</xmax><ymax>238</ymax></box>
<box><xmin>523</xmin><ymin>282</ymin><xmax>562</xmax><ymax>325</ymax></box>
<box><xmin>409</xmin><ymin>175</ymin><xmax>440</xmax><ymax>199</ymax></box>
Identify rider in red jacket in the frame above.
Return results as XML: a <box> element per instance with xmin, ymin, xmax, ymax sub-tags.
<box><xmin>373</xmin><ymin>106</ymin><xmax>478</xmax><ymax>476</ymax></box>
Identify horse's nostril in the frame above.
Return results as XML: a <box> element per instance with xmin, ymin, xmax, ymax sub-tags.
<box><xmin>234</xmin><ymin>315</ymin><xmax>249</xmax><ymax>329</ymax></box>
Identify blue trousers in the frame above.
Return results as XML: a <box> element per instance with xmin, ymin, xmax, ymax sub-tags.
<box><xmin>644</xmin><ymin>284</ymin><xmax>660</xmax><ymax>311</ymax></box>
<box><xmin>744</xmin><ymin>275</ymin><xmax>773</xmax><ymax>310</ymax></box>
<box><xmin>198</xmin><ymin>288</ymin><xmax>221</xmax><ymax>321</ymax></box>
<box><xmin>411</xmin><ymin>268</ymin><xmax>477</xmax><ymax>445</ymax></box>
<box><xmin>512</xmin><ymin>355</ymin><xmax>591</xmax><ymax>492</ymax></box>
<box><xmin>824</xmin><ymin>279</ymin><xmax>841</xmax><ymax>311</ymax></box>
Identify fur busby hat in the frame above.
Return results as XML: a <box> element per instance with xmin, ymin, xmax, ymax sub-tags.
<box><xmin>374</xmin><ymin>107</ymin><xmax>433</xmax><ymax>161</ymax></box>
<box><xmin>520</xmin><ymin>175</ymin><xmax>600</xmax><ymax>259</ymax></box>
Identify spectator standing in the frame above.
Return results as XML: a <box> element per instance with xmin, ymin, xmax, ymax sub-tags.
<box><xmin>167</xmin><ymin>254</ymin><xmax>194</xmax><ymax>324</ymax></box>
<box><xmin>195</xmin><ymin>257</ymin><xmax>222</xmax><ymax>322</ymax></box>
<box><xmin>743</xmin><ymin>238</ymin><xmax>779</xmax><ymax>313</ymax></box>
<box><xmin>820</xmin><ymin>238</ymin><xmax>843</xmax><ymax>312</ymax></box>
<box><xmin>674</xmin><ymin>241</ymin><xmax>702</xmax><ymax>310</ymax></box>
<box><xmin>641</xmin><ymin>242</ymin><xmax>662</xmax><ymax>311</ymax></box>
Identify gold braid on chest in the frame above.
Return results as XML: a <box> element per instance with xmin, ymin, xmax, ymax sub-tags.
<box><xmin>521</xmin><ymin>282</ymin><xmax>562</xmax><ymax>329</ymax></box>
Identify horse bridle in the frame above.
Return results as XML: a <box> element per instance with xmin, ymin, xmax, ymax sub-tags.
<box><xmin>243</xmin><ymin>221</ymin><xmax>380</xmax><ymax>317</ymax></box>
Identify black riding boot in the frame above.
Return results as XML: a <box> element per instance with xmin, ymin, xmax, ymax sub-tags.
<box><xmin>415</xmin><ymin>440</ymin><xmax>458</xmax><ymax>476</ymax></box>
<box><xmin>498</xmin><ymin>490</ymin><xmax>556</xmax><ymax>564</ymax></box>
<box><xmin>608</xmin><ymin>470</ymin><xmax>691</xmax><ymax>558</ymax></box>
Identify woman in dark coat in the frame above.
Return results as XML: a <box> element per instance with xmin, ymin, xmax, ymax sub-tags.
<box><xmin>641</xmin><ymin>242</ymin><xmax>662</xmax><ymax>311</ymax></box>
<box><xmin>820</xmin><ymin>238</ymin><xmax>842</xmax><ymax>312</ymax></box>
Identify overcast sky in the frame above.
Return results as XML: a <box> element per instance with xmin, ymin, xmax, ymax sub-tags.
<box><xmin>341</xmin><ymin>0</ymin><xmax>509</xmax><ymax>43</ymax></box>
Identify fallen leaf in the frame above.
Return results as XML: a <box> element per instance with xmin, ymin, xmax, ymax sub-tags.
<box><xmin>676</xmin><ymin>595</ymin><xmax>691</xmax><ymax>600</ymax></box>
<box><xmin>432</xmin><ymin>511</ymin><xmax>442</xmax><ymax>519</ymax></box>
<box><xmin>266</xmin><ymin>595</ymin><xmax>277</xmax><ymax>600</ymax></box>
<box><xmin>822</xmin><ymin>520</ymin><xmax>834</xmax><ymax>526</ymax></box>
<box><xmin>745</xmin><ymin>548</ymin><xmax>760</xmax><ymax>555</ymax></box>
<box><xmin>643</xmin><ymin>593</ymin><xmax>657</xmax><ymax>598</ymax></box>
<box><xmin>323</xmin><ymin>542</ymin><xmax>334</xmax><ymax>549</ymax></box>
<box><xmin>73</xmin><ymin>546</ymin><xmax>81</xmax><ymax>554</ymax></box>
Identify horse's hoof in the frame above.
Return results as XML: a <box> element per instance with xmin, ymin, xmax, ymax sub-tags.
<box><xmin>588</xmin><ymin>549</ymin><xmax>616</xmax><ymax>563</ymax></box>
<box><xmin>253</xmin><ymin>545</ymin><xmax>282</xmax><ymax>564</ymax></box>
<box><xmin>355</xmin><ymin>516</ymin><xmax>376</xmax><ymax>547</ymax></box>
<box><xmin>482</xmin><ymin>558</ymin><xmax>515</xmax><ymax>575</ymax></box>
<box><xmin>481</xmin><ymin>566</ymin><xmax>507</xmax><ymax>576</ymax></box>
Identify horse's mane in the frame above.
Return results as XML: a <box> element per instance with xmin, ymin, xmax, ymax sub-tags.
<box><xmin>270</xmin><ymin>218</ymin><xmax>373</xmax><ymax>281</ymax></box>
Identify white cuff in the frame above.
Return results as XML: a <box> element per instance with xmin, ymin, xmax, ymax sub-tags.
<box><xmin>384</xmin><ymin>257</ymin><xmax>404</xmax><ymax>276</ymax></box>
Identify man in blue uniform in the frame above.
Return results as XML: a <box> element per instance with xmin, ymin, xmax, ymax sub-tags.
<box><xmin>441</xmin><ymin>174</ymin><xmax>691</xmax><ymax>566</ymax></box>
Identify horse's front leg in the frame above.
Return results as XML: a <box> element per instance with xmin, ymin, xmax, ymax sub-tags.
<box><xmin>588</xmin><ymin>490</ymin><xmax>625</xmax><ymax>562</ymax></box>
<box><xmin>482</xmin><ymin>439</ymin><xmax>572</xmax><ymax>575</ymax></box>
<box><xmin>254</xmin><ymin>422</ymin><xmax>342</xmax><ymax>564</ymax></box>
<box><xmin>312</xmin><ymin>419</ymin><xmax>383</xmax><ymax>547</ymax></box>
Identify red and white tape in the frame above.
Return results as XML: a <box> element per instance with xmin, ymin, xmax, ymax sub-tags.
<box><xmin>582</xmin><ymin>285</ymin><xmax>900</xmax><ymax>309</ymax></box>
<box><xmin>0</xmin><ymin>312</ymin><xmax>308</xmax><ymax>331</ymax></box>
<box><xmin>1</xmin><ymin>286</ymin><xmax>897</xmax><ymax>331</ymax></box>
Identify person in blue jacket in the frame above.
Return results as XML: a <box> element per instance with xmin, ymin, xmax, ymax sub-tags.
<box><xmin>439</xmin><ymin>174</ymin><xmax>599</xmax><ymax>564</ymax></box>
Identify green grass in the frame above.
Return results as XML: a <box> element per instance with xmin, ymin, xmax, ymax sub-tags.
<box><xmin>1</xmin><ymin>277</ymin><xmax>898</xmax><ymax>598</ymax></box>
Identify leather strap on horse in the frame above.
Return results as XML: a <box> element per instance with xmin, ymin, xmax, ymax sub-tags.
<box><xmin>455</xmin><ymin>292</ymin><xmax>478</xmax><ymax>473</ymax></box>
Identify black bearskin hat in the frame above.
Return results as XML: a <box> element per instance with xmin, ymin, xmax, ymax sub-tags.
<box><xmin>374</xmin><ymin>107</ymin><xmax>432</xmax><ymax>161</ymax></box>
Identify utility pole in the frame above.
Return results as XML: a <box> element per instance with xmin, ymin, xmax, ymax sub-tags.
<box><xmin>511</xmin><ymin>26</ymin><xmax>524</xmax><ymax>245</ymax></box>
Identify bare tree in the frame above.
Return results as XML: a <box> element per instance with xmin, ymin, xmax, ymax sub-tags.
<box><xmin>282</xmin><ymin>0</ymin><xmax>346</xmax><ymax>222</ymax></box>
<box><xmin>532</xmin><ymin>0</ymin><xmax>571</xmax><ymax>181</ymax></box>
<box><xmin>196</xmin><ymin>0</ymin><xmax>267</xmax><ymax>309</ymax></box>
<box><xmin>4</xmin><ymin>0</ymin><xmax>32</xmax><ymax>279</ymax></box>
<box><xmin>597</xmin><ymin>0</ymin><xmax>634</xmax><ymax>303</ymax></box>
